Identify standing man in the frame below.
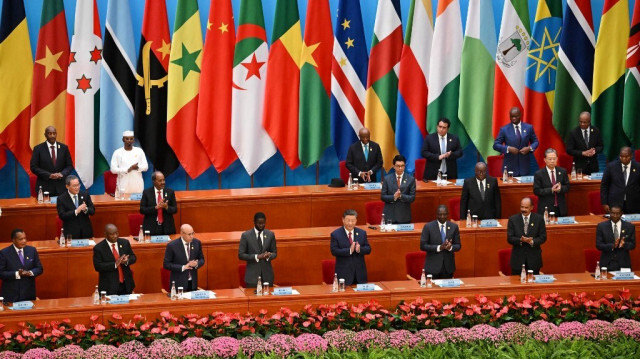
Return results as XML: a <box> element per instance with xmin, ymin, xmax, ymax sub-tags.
<box><xmin>600</xmin><ymin>147</ymin><xmax>640</xmax><ymax>214</ymax></box>
<box><xmin>565</xmin><ymin>112</ymin><xmax>603</xmax><ymax>175</ymax></box>
<box><xmin>0</xmin><ymin>229</ymin><xmax>43</xmax><ymax>302</ymax></box>
<box><xmin>493</xmin><ymin>107</ymin><xmax>539</xmax><ymax>176</ymax></box>
<box><xmin>533</xmin><ymin>148</ymin><xmax>570</xmax><ymax>217</ymax></box>
<box><xmin>381</xmin><ymin>155</ymin><xmax>416</xmax><ymax>224</ymax></box>
<box><xmin>460</xmin><ymin>162</ymin><xmax>502</xmax><ymax>220</ymax></box>
<box><xmin>110</xmin><ymin>131</ymin><xmax>149</xmax><ymax>195</ymax></box>
<box><xmin>420</xmin><ymin>205</ymin><xmax>461</xmax><ymax>279</ymax></box>
<box><xmin>140</xmin><ymin>171</ymin><xmax>177</xmax><ymax>235</ymax></box>
<box><xmin>30</xmin><ymin>126</ymin><xmax>74</xmax><ymax>196</ymax></box>
<box><xmin>56</xmin><ymin>175</ymin><xmax>95</xmax><ymax>239</ymax></box>
<box><xmin>330</xmin><ymin>210</ymin><xmax>371</xmax><ymax>285</ymax></box>
<box><xmin>345</xmin><ymin>127</ymin><xmax>383</xmax><ymax>182</ymax></box>
<box><xmin>93</xmin><ymin>224</ymin><xmax>136</xmax><ymax>295</ymax></box>
<box><xmin>507</xmin><ymin>197</ymin><xmax>547</xmax><ymax>275</ymax></box>
<box><xmin>163</xmin><ymin>224</ymin><xmax>205</xmax><ymax>292</ymax></box>
<box><xmin>238</xmin><ymin>212</ymin><xmax>277</xmax><ymax>288</ymax></box>
<box><xmin>421</xmin><ymin>118</ymin><xmax>463</xmax><ymax>180</ymax></box>
<box><xmin>596</xmin><ymin>205</ymin><xmax>636</xmax><ymax>271</ymax></box>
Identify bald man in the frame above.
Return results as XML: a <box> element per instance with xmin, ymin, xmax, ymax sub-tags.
<box><xmin>93</xmin><ymin>224</ymin><xmax>136</xmax><ymax>295</ymax></box>
<box><xmin>163</xmin><ymin>224</ymin><xmax>205</xmax><ymax>292</ymax></box>
<box><xmin>346</xmin><ymin>128</ymin><xmax>383</xmax><ymax>182</ymax></box>
<box><xmin>30</xmin><ymin>126</ymin><xmax>74</xmax><ymax>196</ymax></box>
<box><xmin>565</xmin><ymin>112</ymin><xmax>603</xmax><ymax>175</ymax></box>
<box><xmin>460</xmin><ymin>162</ymin><xmax>501</xmax><ymax>220</ymax></box>
<box><xmin>601</xmin><ymin>147</ymin><xmax>640</xmax><ymax>214</ymax></box>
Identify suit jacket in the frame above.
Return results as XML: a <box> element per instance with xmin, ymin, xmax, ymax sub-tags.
<box><xmin>459</xmin><ymin>176</ymin><xmax>501</xmax><ymax>220</ymax></box>
<box><xmin>421</xmin><ymin>133</ymin><xmax>463</xmax><ymax>180</ymax></box>
<box><xmin>565</xmin><ymin>126</ymin><xmax>603</xmax><ymax>175</ymax></box>
<box><xmin>533</xmin><ymin>167</ymin><xmax>570</xmax><ymax>216</ymax></box>
<box><xmin>381</xmin><ymin>172</ymin><xmax>416</xmax><ymax>224</ymax></box>
<box><xmin>596</xmin><ymin>220</ymin><xmax>636</xmax><ymax>271</ymax></box>
<box><xmin>30</xmin><ymin>141</ymin><xmax>74</xmax><ymax>196</ymax></box>
<box><xmin>238</xmin><ymin>228</ymin><xmax>277</xmax><ymax>287</ymax></box>
<box><xmin>140</xmin><ymin>187</ymin><xmax>177</xmax><ymax>235</ymax></box>
<box><xmin>0</xmin><ymin>245</ymin><xmax>43</xmax><ymax>302</ymax></box>
<box><xmin>330</xmin><ymin>227</ymin><xmax>371</xmax><ymax>285</ymax></box>
<box><xmin>345</xmin><ymin>141</ymin><xmax>383</xmax><ymax>182</ymax></box>
<box><xmin>93</xmin><ymin>238</ymin><xmax>137</xmax><ymax>295</ymax></box>
<box><xmin>507</xmin><ymin>212</ymin><xmax>547</xmax><ymax>273</ymax></box>
<box><xmin>420</xmin><ymin>220</ymin><xmax>461</xmax><ymax>275</ymax></box>
<box><xmin>493</xmin><ymin>122</ymin><xmax>539</xmax><ymax>176</ymax></box>
<box><xmin>56</xmin><ymin>190</ymin><xmax>95</xmax><ymax>239</ymax></box>
<box><xmin>600</xmin><ymin>160</ymin><xmax>640</xmax><ymax>213</ymax></box>
<box><xmin>163</xmin><ymin>238</ymin><xmax>205</xmax><ymax>290</ymax></box>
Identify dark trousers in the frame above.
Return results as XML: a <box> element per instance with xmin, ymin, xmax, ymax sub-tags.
<box><xmin>428</xmin><ymin>263</ymin><xmax>454</xmax><ymax>279</ymax></box>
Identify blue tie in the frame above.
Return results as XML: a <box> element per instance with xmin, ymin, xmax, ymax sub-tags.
<box><xmin>440</xmin><ymin>137</ymin><xmax>447</xmax><ymax>173</ymax></box>
<box><xmin>18</xmin><ymin>249</ymin><xmax>24</xmax><ymax>265</ymax></box>
<box><xmin>74</xmin><ymin>195</ymin><xmax>79</xmax><ymax>208</ymax></box>
<box><xmin>440</xmin><ymin>224</ymin><xmax>446</xmax><ymax>244</ymax></box>
<box><xmin>515</xmin><ymin>125</ymin><xmax>522</xmax><ymax>145</ymax></box>
<box><xmin>364</xmin><ymin>144</ymin><xmax>369</xmax><ymax>161</ymax></box>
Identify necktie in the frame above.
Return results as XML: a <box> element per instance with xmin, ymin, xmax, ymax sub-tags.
<box><xmin>18</xmin><ymin>249</ymin><xmax>24</xmax><ymax>266</ymax></box>
<box><xmin>551</xmin><ymin>170</ymin><xmax>558</xmax><ymax>206</ymax></box>
<box><xmin>524</xmin><ymin>216</ymin><xmax>529</xmax><ymax>235</ymax></box>
<box><xmin>257</xmin><ymin>231</ymin><xmax>264</xmax><ymax>252</ymax></box>
<box><xmin>185</xmin><ymin>243</ymin><xmax>192</xmax><ymax>280</ymax></box>
<box><xmin>157</xmin><ymin>190</ymin><xmax>164</xmax><ymax>224</ymax></box>
<box><xmin>613</xmin><ymin>223</ymin><xmax>619</xmax><ymax>240</ymax></box>
<box><xmin>440</xmin><ymin>137</ymin><xmax>447</xmax><ymax>173</ymax></box>
<box><xmin>515</xmin><ymin>125</ymin><xmax>522</xmax><ymax>145</ymax></box>
<box><xmin>74</xmin><ymin>195</ymin><xmax>79</xmax><ymax>208</ymax></box>
<box><xmin>50</xmin><ymin>145</ymin><xmax>56</xmax><ymax>165</ymax></box>
<box><xmin>479</xmin><ymin>181</ymin><xmax>485</xmax><ymax>201</ymax></box>
<box><xmin>624</xmin><ymin>165</ymin><xmax>629</xmax><ymax>186</ymax></box>
<box><xmin>440</xmin><ymin>224</ymin><xmax>446</xmax><ymax>244</ymax></box>
<box><xmin>364</xmin><ymin>144</ymin><xmax>369</xmax><ymax>161</ymax></box>
<box><xmin>348</xmin><ymin>231</ymin><xmax>353</xmax><ymax>245</ymax></box>
<box><xmin>583</xmin><ymin>129</ymin><xmax>589</xmax><ymax>147</ymax></box>
<box><xmin>397</xmin><ymin>176</ymin><xmax>402</xmax><ymax>187</ymax></box>
<box><xmin>111</xmin><ymin>244</ymin><xmax>124</xmax><ymax>283</ymax></box>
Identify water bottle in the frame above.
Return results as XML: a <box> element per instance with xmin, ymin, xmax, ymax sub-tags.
<box><xmin>520</xmin><ymin>264</ymin><xmax>527</xmax><ymax>283</ymax></box>
<box><xmin>466</xmin><ymin>210</ymin><xmax>472</xmax><ymax>228</ymax></box>
<box><xmin>59</xmin><ymin>228</ymin><xmax>65</xmax><ymax>247</ymax></box>
<box><xmin>543</xmin><ymin>207</ymin><xmax>549</xmax><ymax>224</ymax></box>
<box><xmin>332</xmin><ymin>273</ymin><xmax>338</xmax><ymax>292</ymax></box>
<box><xmin>138</xmin><ymin>225</ymin><xmax>144</xmax><ymax>241</ymax></box>
<box><xmin>256</xmin><ymin>276</ymin><xmax>263</xmax><ymax>296</ymax></box>
<box><xmin>170</xmin><ymin>281</ymin><xmax>177</xmax><ymax>300</ymax></box>
<box><xmin>503</xmin><ymin>166</ymin><xmax>508</xmax><ymax>182</ymax></box>
<box><xmin>420</xmin><ymin>269</ymin><xmax>427</xmax><ymax>288</ymax></box>
<box><xmin>380</xmin><ymin>214</ymin><xmax>386</xmax><ymax>232</ymax></box>
<box><xmin>595</xmin><ymin>261</ymin><xmax>601</xmax><ymax>280</ymax></box>
<box><xmin>347</xmin><ymin>176</ymin><xmax>353</xmax><ymax>191</ymax></box>
<box><xmin>437</xmin><ymin>171</ymin><xmax>442</xmax><ymax>185</ymax></box>
<box><xmin>37</xmin><ymin>186</ymin><xmax>43</xmax><ymax>204</ymax></box>
<box><xmin>571</xmin><ymin>162</ymin><xmax>577</xmax><ymax>180</ymax></box>
<box><xmin>93</xmin><ymin>285</ymin><xmax>100</xmax><ymax>305</ymax></box>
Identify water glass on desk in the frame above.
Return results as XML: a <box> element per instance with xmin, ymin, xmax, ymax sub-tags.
<box><xmin>66</xmin><ymin>234</ymin><xmax>72</xmax><ymax>247</ymax></box>
<box><xmin>527</xmin><ymin>270</ymin><xmax>534</xmax><ymax>283</ymax></box>
<box><xmin>577</xmin><ymin>169</ymin><xmax>583</xmax><ymax>180</ymax></box>
<box><xmin>263</xmin><ymin>282</ymin><xmax>270</xmax><ymax>295</ymax></box>
<box><xmin>472</xmin><ymin>215</ymin><xmax>478</xmax><ymax>228</ymax></box>
<box><xmin>352</xmin><ymin>177</ymin><xmax>359</xmax><ymax>190</ymax></box>
<box><xmin>144</xmin><ymin>230</ymin><xmax>151</xmax><ymax>243</ymax></box>
<box><xmin>0</xmin><ymin>297</ymin><xmax>3</xmax><ymax>311</ymax></box>
<box><xmin>508</xmin><ymin>171</ymin><xmax>514</xmax><ymax>183</ymax></box>
<box><xmin>100</xmin><ymin>291</ymin><xmax>107</xmax><ymax>304</ymax></box>
<box><xmin>339</xmin><ymin>278</ymin><xmax>345</xmax><ymax>292</ymax></box>
<box><xmin>177</xmin><ymin>287</ymin><xmax>184</xmax><ymax>300</ymax></box>
<box><xmin>601</xmin><ymin>267</ymin><xmax>608</xmax><ymax>280</ymax></box>
<box><xmin>43</xmin><ymin>191</ymin><xmax>50</xmax><ymax>204</ymax></box>
<box><xmin>549</xmin><ymin>212</ymin><xmax>555</xmax><ymax>225</ymax></box>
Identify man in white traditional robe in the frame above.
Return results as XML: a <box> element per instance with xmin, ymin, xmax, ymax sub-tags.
<box><xmin>110</xmin><ymin>131</ymin><xmax>149</xmax><ymax>194</ymax></box>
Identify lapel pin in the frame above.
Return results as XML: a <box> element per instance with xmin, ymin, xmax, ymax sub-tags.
<box><xmin>523</xmin><ymin>130</ymin><xmax>526</xmax><ymax>133</ymax></box>
<box><xmin>447</xmin><ymin>226</ymin><xmax>450</xmax><ymax>230</ymax></box>
<box><xmin>487</xmin><ymin>183</ymin><xmax>490</xmax><ymax>188</ymax></box>
<box><xmin>356</xmin><ymin>232</ymin><xmax>359</xmax><ymax>236</ymax></box>
<box><xmin>26</xmin><ymin>257</ymin><xmax>29</xmax><ymax>260</ymax></box>
<box><xmin>449</xmin><ymin>138</ymin><xmax>452</xmax><ymax>142</ymax></box>
<box><xmin>634</xmin><ymin>169</ymin><xmax>636</xmax><ymax>172</ymax></box>
<box><xmin>58</xmin><ymin>144</ymin><xmax>60</xmax><ymax>149</ymax></box>
<box><xmin>531</xmin><ymin>223</ymin><xmax>534</xmax><ymax>226</ymax></box>
<box><xmin>120</xmin><ymin>245</ymin><xmax>123</xmax><ymax>248</ymax></box>
<box><xmin>622</xmin><ymin>229</ymin><xmax>625</xmax><ymax>233</ymax></box>
<box><xmin>591</xmin><ymin>129</ymin><xmax>594</xmax><ymax>132</ymax></box>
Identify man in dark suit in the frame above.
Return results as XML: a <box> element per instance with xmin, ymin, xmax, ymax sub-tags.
<box><xmin>596</xmin><ymin>205</ymin><xmax>636</xmax><ymax>271</ymax></box>
<box><xmin>0</xmin><ymin>229</ymin><xmax>43</xmax><ymax>302</ymax></box>
<box><xmin>381</xmin><ymin>155</ymin><xmax>416</xmax><ymax>224</ymax></box>
<box><xmin>56</xmin><ymin>175</ymin><xmax>95</xmax><ymax>239</ymax></box>
<box><xmin>140</xmin><ymin>171</ymin><xmax>177</xmax><ymax>235</ymax></box>
<box><xmin>565</xmin><ymin>112</ymin><xmax>603</xmax><ymax>175</ymax></box>
<box><xmin>460</xmin><ymin>162</ymin><xmax>501</xmax><ymax>220</ymax></box>
<box><xmin>330</xmin><ymin>209</ymin><xmax>371</xmax><ymax>285</ymax></box>
<box><xmin>163</xmin><ymin>224</ymin><xmax>205</xmax><ymax>292</ymax></box>
<box><xmin>345</xmin><ymin>127</ymin><xmax>383</xmax><ymax>182</ymax></box>
<box><xmin>93</xmin><ymin>224</ymin><xmax>136</xmax><ymax>295</ymax></box>
<box><xmin>507</xmin><ymin>197</ymin><xmax>547</xmax><ymax>275</ymax></box>
<box><xmin>29</xmin><ymin>126</ymin><xmax>74</xmax><ymax>197</ymax></box>
<box><xmin>493</xmin><ymin>107</ymin><xmax>539</xmax><ymax>176</ymax></box>
<box><xmin>238</xmin><ymin>212</ymin><xmax>277</xmax><ymax>288</ymax></box>
<box><xmin>421</xmin><ymin>118</ymin><xmax>463</xmax><ymax>180</ymax></box>
<box><xmin>533</xmin><ymin>148</ymin><xmax>570</xmax><ymax>217</ymax></box>
<box><xmin>600</xmin><ymin>147</ymin><xmax>640</xmax><ymax>214</ymax></box>
<box><xmin>420</xmin><ymin>205</ymin><xmax>461</xmax><ymax>279</ymax></box>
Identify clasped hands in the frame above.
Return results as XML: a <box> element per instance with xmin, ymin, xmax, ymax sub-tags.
<box><xmin>394</xmin><ymin>188</ymin><xmax>402</xmax><ymax>201</ymax></box>
<box><xmin>551</xmin><ymin>182</ymin><xmax>562</xmax><ymax>193</ymax></box>
<box><xmin>127</xmin><ymin>163</ymin><xmax>139</xmax><ymax>172</ymax></box>
<box><xmin>257</xmin><ymin>251</ymin><xmax>272</xmax><ymax>260</ymax></box>
<box><xmin>350</xmin><ymin>241</ymin><xmax>361</xmax><ymax>254</ymax></box>
<box><xmin>155</xmin><ymin>200</ymin><xmax>168</xmax><ymax>210</ymax></box>
<box><xmin>507</xmin><ymin>146</ymin><xmax>531</xmax><ymax>155</ymax></box>
<box><xmin>49</xmin><ymin>172</ymin><xmax>63</xmax><ymax>179</ymax></box>
<box><xmin>582</xmin><ymin>148</ymin><xmax>596</xmax><ymax>157</ymax></box>
<box><xmin>441</xmin><ymin>239</ymin><xmax>453</xmax><ymax>251</ymax></box>
<box><xmin>520</xmin><ymin>236</ymin><xmax>534</xmax><ymax>246</ymax></box>
<box><xmin>183</xmin><ymin>259</ymin><xmax>198</xmax><ymax>270</ymax></box>
<box><xmin>359</xmin><ymin>171</ymin><xmax>371</xmax><ymax>183</ymax></box>
<box><xmin>614</xmin><ymin>236</ymin><xmax>626</xmax><ymax>249</ymax></box>
<box><xmin>438</xmin><ymin>151</ymin><xmax>452</xmax><ymax>161</ymax></box>
<box><xmin>75</xmin><ymin>202</ymin><xmax>88</xmax><ymax>214</ymax></box>
<box><xmin>115</xmin><ymin>254</ymin><xmax>130</xmax><ymax>267</ymax></box>
<box><xmin>18</xmin><ymin>269</ymin><xmax>33</xmax><ymax>277</ymax></box>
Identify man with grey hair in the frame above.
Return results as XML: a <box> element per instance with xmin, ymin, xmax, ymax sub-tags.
<box><xmin>110</xmin><ymin>131</ymin><xmax>148</xmax><ymax>195</ymax></box>
<box><xmin>533</xmin><ymin>148</ymin><xmax>570</xmax><ymax>216</ymax></box>
<box><xmin>565</xmin><ymin>112</ymin><xmax>602</xmax><ymax>175</ymax></box>
<box><xmin>56</xmin><ymin>175</ymin><xmax>95</xmax><ymax>238</ymax></box>
<box><xmin>330</xmin><ymin>210</ymin><xmax>371</xmax><ymax>285</ymax></box>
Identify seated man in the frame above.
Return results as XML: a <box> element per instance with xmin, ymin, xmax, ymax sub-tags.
<box><xmin>533</xmin><ymin>148</ymin><xmax>570</xmax><ymax>217</ymax></box>
<box><xmin>163</xmin><ymin>224</ymin><xmax>205</xmax><ymax>292</ymax></box>
<box><xmin>596</xmin><ymin>205</ymin><xmax>636</xmax><ymax>271</ymax></box>
<box><xmin>140</xmin><ymin>171</ymin><xmax>177</xmax><ymax>235</ymax></box>
<box><xmin>345</xmin><ymin>127</ymin><xmax>383</xmax><ymax>182</ymax></box>
<box><xmin>330</xmin><ymin>210</ymin><xmax>371</xmax><ymax>285</ymax></box>
<box><xmin>0</xmin><ymin>229</ymin><xmax>43</xmax><ymax>302</ymax></box>
<box><xmin>420</xmin><ymin>205</ymin><xmax>461</xmax><ymax>279</ymax></box>
<box><xmin>507</xmin><ymin>197</ymin><xmax>547</xmax><ymax>275</ymax></box>
<box><xmin>381</xmin><ymin>155</ymin><xmax>416</xmax><ymax>224</ymax></box>
<box><xmin>30</xmin><ymin>126</ymin><xmax>74</xmax><ymax>197</ymax></box>
<box><xmin>56</xmin><ymin>175</ymin><xmax>95</xmax><ymax>239</ymax></box>
<box><xmin>93</xmin><ymin>224</ymin><xmax>136</xmax><ymax>295</ymax></box>
<box><xmin>238</xmin><ymin>212</ymin><xmax>277</xmax><ymax>288</ymax></box>
<box><xmin>460</xmin><ymin>162</ymin><xmax>501</xmax><ymax>220</ymax></box>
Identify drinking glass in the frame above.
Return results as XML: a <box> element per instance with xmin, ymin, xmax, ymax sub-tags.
<box><xmin>66</xmin><ymin>234</ymin><xmax>72</xmax><ymax>247</ymax></box>
<box><xmin>352</xmin><ymin>177</ymin><xmax>359</xmax><ymax>190</ymax></box>
<box><xmin>177</xmin><ymin>287</ymin><xmax>184</xmax><ymax>300</ymax></box>
<box><xmin>527</xmin><ymin>270</ymin><xmax>534</xmax><ymax>283</ymax></box>
<box><xmin>144</xmin><ymin>230</ymin><xmax>151</xmax><ymax>243</ymax></box>
<box><xmin>263</xmin><ymin>282</ymin><xmax>270</xmax><ymax>295</ymax></box>
<box><xmin>549</xmin><ymin>212</ymin><xmax>555</xmax><ymax>224</ymax></box>
<box><xmin>601</xmin><ymin>267</ymin><xmax>608</xmax><ymax>280</ymax></box>
<box><xmin>43</xmin><ymin>192</ymin><xmax>50</xmax><ymax>204</ymax></box>
<box><xmin>338</xmin><ymin>279</ymin><xmax>345</xmax><ymax>292</ymax></box>
<box><xmin>442</xmin><ymin>174</ymin><xmax>448</xmax><ymax>184</ymax></box>
<box><xmin>472</xmin><ymin>215</ymin><xmax>478</xmax><ymax>228</ymax></box>
<box><xmin>508</xmin><ymin>171</ymin><xmax>514</xmax><ymax>183</ymax></box>
<box><xmin>577</xmin><ymin>169</ymin><xmax>583</xmax><ymax>180</ymax></box>
<box><xmin>426</xmin><ymin>274</ymin><xmax>433</xmax><ymax>288</ymax></box>
<box><xmin>100</xmin><ymin>291</ymin><xmax>107</xmax><ymax>304</ymax></box>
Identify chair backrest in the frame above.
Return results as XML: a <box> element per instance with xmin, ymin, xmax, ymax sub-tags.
<box><xmin>498</xmin><ymin>248</ymin><xmax>512</xmax><ymax>276</ymax></box>
<box><xmin>321</xmin><ymin>259</ymin><xmax>335</xmax><ymax>284</ymax></box>
<box><xmin>584</xmin><ymin>248</ymin><xmax>600</xmax><ymax>273</ymax></box>
<box><xmin>487</xmin><ymin>155</ymin><xmax>503</xmax><ymax>178</ymax></box>
<box><xmin>414</xmin><ymin>158</ymin><xmax>426</xmax><ymax>182</ymax></box>
<box><xmin>339</xmin><ymin>161</ymin><xmax>350</xmax><ymax>184</ymax></box>
<box><xmin>30</xmin><ymin>174</ymin><xmax>37</xmax><ymax>197</ymax></box>
<box><xmin>160</xmin><ymin>267</ymin><xmax>171</xmax><ymax>292</ymax></box>
<box><xmin>635</xmin><ymin>149</ymin><xmax>640</xmax><ymax>163</ymax></box>
<box><xmin>405</xmin><ymin>251</ymin><xmax>426</xmax><ymax>280</ymax></box>
<box><xmin>365</xmin><ymin>201</ymin><xmax>385</xmax><ymax>225</ymax></box>
<box><xmin>558</xmin><ymin>153</ymin><xmax>573</xmax><ymax>173</ymax></box>
<box><xmin>104</xmin><ymin>171</ymin><xmax>117</xmax><ymax>196</ymax></box>
<box><xmin>448</xmin><ymin>197</ymin><xmax>461</xmax><ymax>221</ymax></box>
<box><xmin>238</xmin><ymin>263</ymin><xmax>247</xmax><ymax>288</ymax></box>
<box><xmin>127</xmin><ymin>213</ymin><xmax>144</xmax><ymax>237</ymax></box>
<box><xmin>588</xmin><ymin>191</ymin><xmax>603</xmax><ymax>215</ymax></box>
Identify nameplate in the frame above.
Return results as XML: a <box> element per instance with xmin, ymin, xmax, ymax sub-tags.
<box><xmin>355</xmin><ymin>283</ymin><xmax>376</xmax><ymax>291</ymax></box>
<box><xmin>50</xmin><ymin>196</ymin><xmax>58</xmax><ymax>204</ymax></box>
<box><xmin>150</xmin><ymin>235</ymin><xmax>171</xmax><ymax>243</ymax></box>
<box><xmin>273</xmin><ymin>287</ymin><xmax>294</xmax><ymax>296</ymax></box>
<box><xmin>190</xmin><ymin>290</ymin><xmax>211</xmax><ymax>299</ymax></box>
<box><xmin>556</xmin><ymin>217</ymin><xmax>576</xmax><ymax>224</ymax></box>
<box><xmin>109</xmin><ymin>295</ymin><xmax>130</xmax><ymax>304</ymax></box>
<box><xmin>129</xmin><ymin>193</ymin><xmax>143</xmax><ymax>200</ymax></box>
<box><xmin>363</xmin><ymin>183</ymin><xmax>382</xmax><ymax>190</ymax></box>
<box><xmin>623</xmin><ymin>214</ymin><xmax>640</xmax><ymax>222</ymax></box>
<box><xmin>534</xmin><ymin>275</ymin><xmax>556</xmax><ymax>283</ymax></box>
<box><xmin>10</xmin><ymin>301</ymin><xmax>34</xmax><ymax>310</ymax></box>
<box><xmin>480</xmin><ymin>219</ymin><xmax>499</xmax><ymax>227</ymax></box>
<box><xmin>590</xmin><ymin>172</ymin><xmax>603</xmax><ymax>180</ymax></box>
<box><xmin>396</xmin><ymin>224</ymin><xmax>414</xmax><ymax>231</ymax></box>
<box><xmin>455</xmin><ymin>179</ymin><xmax>465</xmax><ymax>186</ymax></box>
<box><xmin>70</xmin><ymin>239</ymin><xmax>91</xmax><ymax>247</ymax></box>
<box><xmin>519</xmin><ymin>176</ymin><xmax>534</xmax><ymax>183</ymax></box>
<box><xmin>612</xmin><ymin>271</ymin><xmax>636</xmax><ymax>280</ymax></box>
<box><xmin>438</xmin><ymin>279</ymin><xmax>461</xmax><ymax>287</ymax></box>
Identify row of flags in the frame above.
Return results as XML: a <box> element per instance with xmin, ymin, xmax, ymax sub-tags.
<box><xmin>1</xmin><ymin>0</ymin><xmax>640</xmax><ymax>189</ymax></box>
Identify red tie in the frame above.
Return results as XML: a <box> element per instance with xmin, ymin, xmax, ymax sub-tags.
<box><xmin>397</xmin><ymin>176</ymin><xmax>401</xmax><ymax>187</ymax></box>
<box><xmin>112</xmin><ymin>243</ymin><xmax>124</xmax><ymax>283</ymax></box>
<box><xmin>157</xmin><ymin>190</ymin><xmax>164</xmax><ymax>224</ymax></box>
<box><xmin>348</xmin><ymin>231</ymin><xmax>353</xmax><ymax>245</ymax></box>
<box><xmin>551</xmin><ymin>171</ymin><xmax>558</xmax><ymax>206</ymax></box>
<box><xmin>50</xmin><ymin>145</ymin><xmax>56</xmax><ymax>165</ymax></box>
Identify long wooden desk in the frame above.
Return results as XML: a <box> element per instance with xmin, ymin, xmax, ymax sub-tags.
<box><xmin>2</xmin><ymin>273</ymin><xmax>638</xmax><ymax>331</ymax></box>
<box><xmin>0</xmin><ymin>180</ymin><xmax>600</xmax><ymax>241</ymax></box>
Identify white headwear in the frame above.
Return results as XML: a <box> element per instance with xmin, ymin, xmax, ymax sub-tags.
<box><xmin>122</xmin><ymin>130</ymin><xmax>134</xmax><ymax>137</ymax></box>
